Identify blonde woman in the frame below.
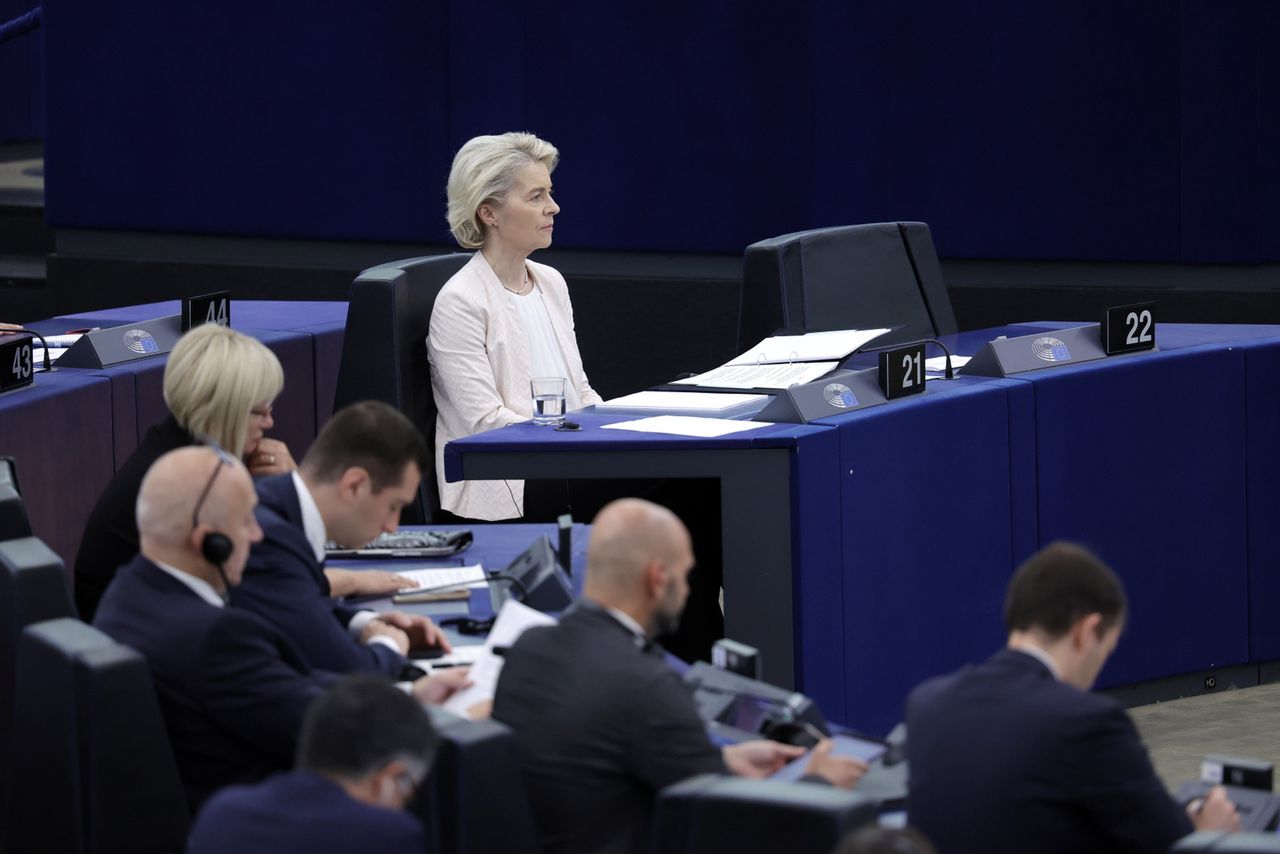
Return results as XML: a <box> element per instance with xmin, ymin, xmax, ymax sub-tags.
<box><xmin>428</xmin><ymin>132</ymin><xmax>601</xmax><ymax>522</ymax></box>
<box><xmin>75</xmin><ymin>324</ymin><xmax>295</xmax><ymax>619</ymax></box>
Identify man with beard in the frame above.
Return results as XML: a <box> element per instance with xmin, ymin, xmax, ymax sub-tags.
<box><xmin>493</xmin><ymin>498</ymin><xmax>864</xmax><ymax>854</ymax></box>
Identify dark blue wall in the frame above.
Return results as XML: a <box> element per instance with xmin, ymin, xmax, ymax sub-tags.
<box><xmin>0</xmin><ymin>1</ymin><xmax>43</xmax><ymax>142</ymax></box>
<box><xmin>39</xmin><ymin>0</ymin><xmax>1280</xmax><ymax>262</ymax></box>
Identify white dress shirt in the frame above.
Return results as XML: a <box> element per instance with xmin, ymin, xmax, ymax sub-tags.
<box><xmin>153</xmin><ymin>559</ymin><xmax>226</xmax><ymax>608</ymax></box>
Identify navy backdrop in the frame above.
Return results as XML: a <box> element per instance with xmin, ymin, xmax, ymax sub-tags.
<box><xmin>0</xmin><ymin>0</ymin><xmax>42</xmax><ymax>142</ymax></box>
<box><xmin>34</xmin><ymin>0</ymin><xmax>1280</xmax><ymax>262</ymax></box>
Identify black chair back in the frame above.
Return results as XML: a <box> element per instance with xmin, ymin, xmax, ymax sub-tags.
<box><xmin>333</xmin><ymin>253</ymin><xmax>470</xmax><ymax>523</ymax></box>
<box><xmin>0</xmin><ymin>458</ymin><xmax>31</xmax><ymax>542</ymax></box>
<box><xmin>8</xmin><ymin>618</ymin><xmax>188</xmax><ymax>854</ymax></box>
<box><xmin>652</xmin><ymin>773</ymin><xmax>877</xmax><ymax>854</ymax></box>
<box><xmin>740</xmin><ymin>222</ymin><xmax>958</xmax><ymax>351</ymax></box>
<box><xmin>414</xmin><ymin>711</ymin><xmax>541</xmax><ymax>854</ymax></box>
<box><xmin>0</xmin><ymin>537</ymin><xmax>73</xmax><ymax>849</ymax></box>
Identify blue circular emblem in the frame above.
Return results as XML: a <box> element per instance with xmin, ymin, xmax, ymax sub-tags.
<box><xmin>123</xmin><ymin>328</ymin><xmax>159</xmax><ymax>355</ymax></box>
<box><xmin>822</xmin><ymin>382</ymin><xmax>858</xmax><ymax>408</ymax></box>
<box><xmin>1031</xmin><ymin>336</ymin><xmax>1070</xmax><ymax>363</ymax></box>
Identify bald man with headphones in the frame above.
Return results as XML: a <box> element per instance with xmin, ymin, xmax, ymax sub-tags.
<box><xmin>93</xmin><ymin>446</ymin><xmax>469</xmax><ymax>813</ymax></box>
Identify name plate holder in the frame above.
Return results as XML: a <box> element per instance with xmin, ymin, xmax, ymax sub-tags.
<box><xmin>960</xmin><ymin>324</ymin><xmax>1109</xmax><ymax>378</ymax></box>
<box><xmin>0</xmin><ymin>334</ymin><xmax>35</xmax><ymax>395</ymax></box>
<box><xmin>754</xmin><ymin>368</ymin><xmax>888</xmax><ymax>423</ymax></box>
<box><xmin>57</xmin><ymin>315</ymin><xmax>185</xmax><ymax>369</ymax></box>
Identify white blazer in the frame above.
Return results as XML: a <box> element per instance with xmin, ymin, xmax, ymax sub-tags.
<box><xmin>427</xmin><ymin>252</ymin><xmax>601</xmax><ymax>520</ymax></box>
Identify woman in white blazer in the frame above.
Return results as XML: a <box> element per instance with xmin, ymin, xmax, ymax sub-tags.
<box><xmin>428</xmin><ymin>132</ymin><xmax>602</xmax><ymax>521</ymax></box>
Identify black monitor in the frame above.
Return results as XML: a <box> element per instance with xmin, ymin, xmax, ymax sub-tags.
<box><xmin>0</xmin><ymin>458</ymin><xmax>32</xmax><ymax>542</ymax></box>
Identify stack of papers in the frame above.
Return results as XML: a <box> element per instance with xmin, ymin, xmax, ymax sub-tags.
<box><xmin>730</xmin><ymin>328</ymin><xmax>891</xmax><ymax>366</ymax></box>
<box><xmin>670</xmin><ymin>328</ymin><xmax>891</xmax><ymax>391</ymax></box>
<box><xmin>391</xmin><ymin>565</ymin><xmax>488</xmax><ymax>603</ymax></box>
<box><xmin>442</xmin><ymin>599</ymin><xmax>557</xmax><ymax>716</ymax></box>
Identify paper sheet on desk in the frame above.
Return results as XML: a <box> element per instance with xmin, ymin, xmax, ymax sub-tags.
<box><xmin>394</xmin><ymin>564</ymin><xmax>488</xmax><ymax>590</ymax></box>
<box><xmin>32</xmin><ymin>348</ymin><xmax>68</xmax><ymax>363</ymax></box>
<box><xmin>925</xmin><ymin>355</ymin><xmax>970</xmax><ymax>373</ymax></box>
<box><xmin>442</xmin><ymin>600</ymin><xmax>557</xmax><ymax>716</ymax></box>
<box><xmin>602</xmin><ymin>416</ymin><xmax>771</xmax><ymax>438</ymax></box>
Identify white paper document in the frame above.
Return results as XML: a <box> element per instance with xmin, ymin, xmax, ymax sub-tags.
<box><xmin>925</xmin><ymin>355</ymin><xmax>970</xmax><ymax>373</ymax></box>
<box><xmin>670</xmin><ymin>360</ymin><xmax>839</xmax><ymax>390</ymax></box>
<box><xmin>40</xmin><ymin>333</ymin><xmax>84</xmax><ymax>348</ymax></box>
<box><xmin>729</xmin><ymin>328</ymin><xmax>891</xmax><ymax>366</ymax></box>
<box><xmin>394</xmin><ymin>564</ymin><xmax>488</xmax><ymax>590</ymax></box>
<box><xmin>602</xmin><ymin>415</ymin><xmax>770</xmax><ymax>438</ymax></box>
<box><xmin>442</xmin><ymin>599</ymin><xmax>557</xmax><ymax>716</ymax></box>
<box><xmin>32</xmin><ymin>348</ymin><xmax>69</xmax><ymax>363</ymax></box>
<box><xmin>596</xmin><ymin>391</ymin><xmax>768</xmax><ymax>415</ymax></box>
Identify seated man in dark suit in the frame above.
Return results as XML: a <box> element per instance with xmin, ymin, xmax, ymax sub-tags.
<box><xmin>94</xmin><ymin>446</ymin><xmax>468</xmax><ymax>811</ymax></box>
<box><xmin>494</xmin><ymin>498</ymin><xmax>866</xmax><ymax>854</ymax></box>
<box><xmin>231</xmin><ymin>401</ymin><xmax>450</xmax><ymax>679</ymax></box>
<box><xmin>906</xmin><ymin>542</ymin><xmax>1240</xmax><ymax>854</ymax></box>
<box><xmin>187</xmin><ymin>674</ymin><xmax>436</xmax><ymax>854</ymax></box>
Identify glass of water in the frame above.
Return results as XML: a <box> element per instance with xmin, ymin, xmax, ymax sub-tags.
<box><xmin>530</xmin><ymin>376</ymin><xmax>567</xmax><ymax>426</ymax></box>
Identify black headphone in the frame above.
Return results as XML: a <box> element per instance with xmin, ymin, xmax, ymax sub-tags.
<box><xmin>200</xmin><ymin>531</ymin><xmax>233</xmax><ymax>567</ymax></box>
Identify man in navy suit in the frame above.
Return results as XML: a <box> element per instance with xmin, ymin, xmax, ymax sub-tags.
<box><xmin>94</xmin><ymin>446</ymin><xmax>469</xmax><ymax>811</ymax></box>
<box><xmin>187</xmin><ymin>675</ymin><xmax>436</xmax><ymax>854</ymax></box>
<box><xmin>231</xmin><ymin>401</ymin><xmax>450</xmax><ymax>678</ymax></box>
<box><xmin>906</xmin><ymin>542</ymin><xmax>1240</xmax><ymax>854</ymax></box>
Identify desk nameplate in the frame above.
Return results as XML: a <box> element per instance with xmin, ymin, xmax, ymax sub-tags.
<box><xmin>961</xmin><ymin>324</ymin><xmax>1108</xmax><ymax>377</ymax></box>
<box><xmin>58</xmin><ymin>315</ymin><xmax>185</xmax><ymax>369</ymax></box>
<box><xmin>0</xmin><ymin>335</ymin><xmax>35</xmax><ymax>394</ymax></box>
<box><xmin>754</xmin><ymin>368</ymin><xmax>888</xmax><ymax>423</ymax></box>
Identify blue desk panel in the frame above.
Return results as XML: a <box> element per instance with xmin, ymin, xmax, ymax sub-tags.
<box><xmin>1239</xmin><ymin>335</ymin><xmax>1280</xmax><ymax>663</ymax></box>
<box><xmin>1025</xmin><ymin>343</ymin><xmax>1248</xmax><ymax>686</ymax></box>
<box><xmin>951</xmin><ymin>326</ymin><xmax>1257</xmax><ymax>687</ymax></box>
<box><xmin>815</xmin><ymin>376</ymin><xmax>1030</xmax><ymax>734</ymax></box>
<box><xmin>0</xmin><ymin>372</ymin><xmax>116</xmax><ymax>567</ymax></box>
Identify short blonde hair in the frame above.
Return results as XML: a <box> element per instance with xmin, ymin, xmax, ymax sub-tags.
<box><xmin>446</xmin><ymin>132</ymin><xmax>559</xmax><ymax>249</ymax></box>
<box><xmin>163</xmin><ymin>324</ymin><xmax>284</xmax><ymax>456</ymax></box>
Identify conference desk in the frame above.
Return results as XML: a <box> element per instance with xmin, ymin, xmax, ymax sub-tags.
<box><xmin>0</xmin><ymin>300</ymin><xmax>347</xmax><ymax>569</ymax></box>
<box><xmin>446</xmin><ymin>322</ymin><xmax>1280</xmax><ymax>735</ymax></box>
<box><xmin>333</xmin><ymin>522</ymin><xmax>591</xmax><ymax>644</ymax></box>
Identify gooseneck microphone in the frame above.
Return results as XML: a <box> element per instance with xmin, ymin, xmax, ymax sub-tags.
<box><xmin>8</xmin><ymin>328</ymin><xmax>56</xmax><ymax>373</ymax></box>
<box><xmin>852</xmin><ymin>336</ymin><xmax>955</xmax><ymax>379</ymax></box>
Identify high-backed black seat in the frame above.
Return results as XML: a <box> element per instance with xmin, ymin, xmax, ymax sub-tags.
<box><xmin>333</xmin><ymin>253</ymin><xmax>470</xmax><ymax>523</ymax></box>
<box><xmin>413</xmin><ymin>710</ymin><xmax>541</xmax><ymax>854</ymax></box>
<box><xmin>9</xmin><ymin>618</ymin><xmax>188</xmax><ymax>854</ymax></box>
<box><xmin>0</xmin><ymin>457</ymin><xmax>32</xmax><ymax>541</ymax></box>
<box><xmin>739</xmin><ymin>222</ymin><xmax>958</xmax><ymax>351</ymax></box>
<box><xmin>652</xmin><ymin>773</ymin><xmax>877</xmax><ymax>854</ymax></box>
<box><xmin>0</xmin><ymin>536</ymin><xmax>73</xmax><ymax>847</ymax></box>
